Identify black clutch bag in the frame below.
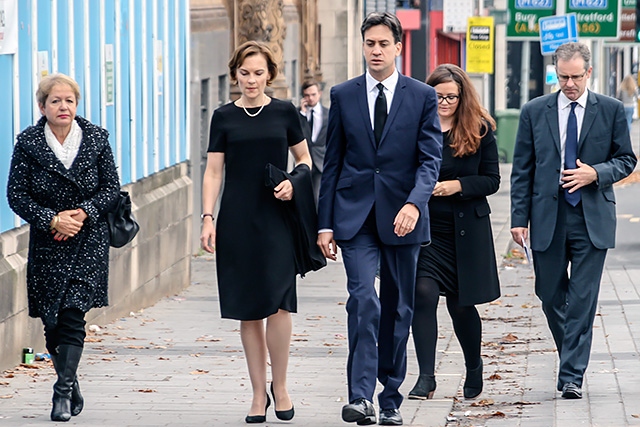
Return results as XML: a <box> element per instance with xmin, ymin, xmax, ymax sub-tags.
<box><xmin>107</xmin><ymin>191</ymin><xmax>140</xmax><ymax>248</ymax></box>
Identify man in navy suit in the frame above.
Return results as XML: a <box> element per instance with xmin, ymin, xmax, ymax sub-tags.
<box><xmin>511</xmin><ymin>42</ymin><xmax>636</xmax><ymax>400</ymax></box>
<box><xmin>317</xmin><ymin>12</ymin><xmax>442</xmax><ymax>426</ymax></box>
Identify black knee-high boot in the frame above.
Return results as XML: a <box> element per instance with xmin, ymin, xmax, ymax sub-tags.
<box><xmin>51</xmin><ymin>345</ymin><xmax>83</xmax><ymax>422</ymax></box>
<box><xmin>50</xmin><ymin>354</ymin><xmax>84</xmax><ymax>416</ymax></box>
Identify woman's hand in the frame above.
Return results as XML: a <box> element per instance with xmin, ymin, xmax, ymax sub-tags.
<box><xmin>200</xmin><ymin>219</ymin><xmax>216</xmax><ymax>253</ymax></box>
<box><xmin>274</xmin><ymin>179</ymin><xmax>294</xmax><ymax>201</ymax></box>
<box><xmin>51</xmin><ymin>209</ymin><xmax>85</xmax><ymax>241</ymax></box>
<box><xmin>432</xmin><ymin>180</ymin><xmax>462</xmax><ymax>197</ymax></box>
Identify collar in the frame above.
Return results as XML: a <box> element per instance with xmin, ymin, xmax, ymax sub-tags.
<box><xmin>366</xmin><ymin>69</ymin><xmax>399</xmax><ymax>95</ymax></box>
<box><xmin>558</xmin><ymin>89</ymin><xmax>589</xmax><ymax>110</ymax></box>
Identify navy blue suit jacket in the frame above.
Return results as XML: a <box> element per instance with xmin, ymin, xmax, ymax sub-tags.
<box><xmin>318</xmin><ymin>73</ymin><xmax>442</xmax><ymax>245</ymax></box>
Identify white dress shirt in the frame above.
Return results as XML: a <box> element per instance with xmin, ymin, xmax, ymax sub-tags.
<box><xmin>557</xmin><ymin>89</ymin><xmax>588</xmax><ymax>181</ymax></box>
<box><xmin>366</xmin><ymin>69</ymin><xmax>398</xmax><ymax>129</ymax></box>
<box><xmin>307</xmin><ymin>106</ymin><xmax>322</xmax><ymax>143</ymax></box>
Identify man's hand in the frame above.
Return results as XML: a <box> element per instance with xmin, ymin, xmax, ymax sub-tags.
<box><xmin>317</xmin><ymin>231</ymin><xmax>338</xmax><ymax>261</ymax></box>
<box><xmin>510</xmin><ymin>227</ymin><xmax>528</xmax><ymax>247</ymax></box>
<box><xmin>394</xmin><ymin>203</ymin><xmax>420</xmax><ymax>237</ymax></box>
<box><xmin>562</xmin><ymin>159</ymin><xmax>597</xmax><ymax>192</ymax></box>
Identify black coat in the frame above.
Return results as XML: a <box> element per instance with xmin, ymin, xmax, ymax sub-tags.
<box><xmin>7</xmin><ymin>116</ymin><xmax>120</xmax><ymax>327</ymax></box>
<box><xmin>265</xmin><ymin>163</ymin><xmax>326</xmax><ymax>276</ymax></box>
<box><xmin>428</xmin><ymin>127</ymin><xmax>501</xmax><ymax>306</ymax></box>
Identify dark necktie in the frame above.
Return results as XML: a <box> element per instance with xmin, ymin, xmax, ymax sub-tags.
<box><xmin>564</xmin><ymin>102</ymin><xmax>581</xmax><ymax>206</ymax></box>
<box><xmin>308</xmin><ymin>108</ymin><xmax>314</xmax><ymax>141</ymax></box>
<box><xmin>374</xmin><ymin>83</ymin><xmax>387</xmax><ymax>146</ymax></box>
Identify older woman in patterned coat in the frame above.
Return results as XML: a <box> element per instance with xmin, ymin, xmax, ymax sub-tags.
<box><xmin>7</xmin><ymin>73</ymin><xmax>120</xmax><ymax>422</ymax></box>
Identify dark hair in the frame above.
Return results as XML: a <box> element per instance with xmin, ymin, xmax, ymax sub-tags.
<box><xmin>553</xmin><ymin>42</ymin><xmax>591</xmax><ymax>71</ymax></box>
<box><xmin>228</xmin><ymin>41</ymin><xmax>278</xmax><ymax>86</ymax></box>
<box><xmin>301</xmin><ymin>79</ymin><xmax>321</xmax><ymax>95</ymax></box>
<box><xmin>361</xmin><ymin>12</ymin><xmax>403</xmax><ymax>44</ymax></box>
<box><xmin>426</xmin><ymin>64</ymin><xmax>496</xmax><ymax>157</ymax></box>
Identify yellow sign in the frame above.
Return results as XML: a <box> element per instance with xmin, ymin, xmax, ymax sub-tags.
<box><xmin>466</xmin><ymin>16</ymin><xmax>494</xmax><ymax>74</ymax></box>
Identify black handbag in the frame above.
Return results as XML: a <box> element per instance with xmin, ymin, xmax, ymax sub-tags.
<box><xmin>107</xmin><ymin>191</ymin><xmax>140</xmax><ymax>248</ymax></box>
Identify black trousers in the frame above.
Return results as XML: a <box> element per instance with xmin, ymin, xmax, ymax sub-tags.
<box><xmin>44</xmin><ymin>308</ymin><xmax>86</xmax><ymax>355</ymax></box>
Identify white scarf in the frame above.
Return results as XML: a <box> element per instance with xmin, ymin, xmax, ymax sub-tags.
<box><xmin>44</xmin><ymin>120</ymin><xmax>83</xmax><ymax>169</ymax></box>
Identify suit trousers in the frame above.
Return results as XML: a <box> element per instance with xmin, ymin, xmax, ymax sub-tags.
<box><xmin>532</xmin><ymin>194</ymin><xmax>607</xmax><ymax>389</ymax></box>
<box><xmin>337</xmin><ymin>209</ymin><xmax>420</xmax><ymax>409</ymax></box>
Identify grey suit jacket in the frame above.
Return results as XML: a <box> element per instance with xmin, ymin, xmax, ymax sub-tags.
<box><xmin>511</xmin><ymin>90</ymin><xmax>636</xmax><ymax>251</ymax></box>
<box><xmin>300</xmin><ymin>105</ymin><xmax>328</xmax><ymax>173</ymax></box>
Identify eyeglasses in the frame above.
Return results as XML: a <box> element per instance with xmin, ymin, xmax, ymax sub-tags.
<box><xmin>437</xmin><ymin>95</ymin><xmax>459</xmax><ymax>104</ymax></box>
<box><xmin>557</xmin><ymin>72</ymin><xmax>587</xmax><ymax>83</ymax></box>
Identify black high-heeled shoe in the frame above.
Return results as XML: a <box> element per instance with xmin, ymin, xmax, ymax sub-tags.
<box><xmin>245</xmin><ymin>393</ymin><xmax>271</xmax><ymax>424</ymax></box>
<box><xmin>463</xmin><ymin>359</ymin><xmax>483</xmax><ymax>399</ymax></box>
<box><xmin>408</xmin><ymin>374</ymin><xmax>436</xmax><ymax>400</ymax></box>
<box><xmin>270</xmin><ymin>382</ymin><xmax>295</xmax><ymax>421</ymax></box>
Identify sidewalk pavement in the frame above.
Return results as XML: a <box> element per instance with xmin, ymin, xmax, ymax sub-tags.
<box><xmin>1</xmin><ymin>164</ymin><xmax>639</xmax><ymax>426</ymax></box>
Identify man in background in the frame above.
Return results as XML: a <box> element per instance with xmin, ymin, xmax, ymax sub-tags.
<box><xmin>299</xmin><ymin>79</ymin><xmax>329</xmax><ymax>202</ymax></box>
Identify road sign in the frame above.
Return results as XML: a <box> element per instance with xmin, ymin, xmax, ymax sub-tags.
<box><xmin>539</xmin><ymin>14</ymin><xmax>579</xmax><ymax>55</ymax></box>
<box><xmin>565</xmin><ymin>0</ymin><xmax>621</xmax><ymax>39</ymax></box>
<box><xmin>507</xmin><ymin>0</ymin><xmax>557</xmax><ymax>39</ymax></box>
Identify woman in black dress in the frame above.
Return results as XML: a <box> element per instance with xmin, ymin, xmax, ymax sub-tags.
<box><xmin>409</xmin><ymin>64</ymin><xmax>500</xmax><ymax>400</ymax></box>
<box><xmin>200</xmin><ymin>41</ymin><xmax>311</xmax><ymax>424</ymax></box>
<box><xmin>7</xmin><ymin>73</ymin><xmax>120</xmax><ymax>421</ymax></box>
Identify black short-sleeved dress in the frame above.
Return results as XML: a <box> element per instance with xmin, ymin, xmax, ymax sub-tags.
<box><xmin>208</xmin><ymin>98</ymin><xmax>305</xmax><ymax>320</ymax></box>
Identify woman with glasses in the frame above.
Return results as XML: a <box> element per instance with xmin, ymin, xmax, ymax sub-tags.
<box><xmin>409</xmin><ymin>64</ymin><xmax>501</xmax><ymax>400</ymax></box>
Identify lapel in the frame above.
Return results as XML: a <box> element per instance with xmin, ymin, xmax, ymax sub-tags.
<box><xmin>355</xmin><ymin>75</ymin><xmax>377</xmax><ymax>148</ymax></box>
<box><xmin>579</xmin><ymin>90</ymin><xmax>598</xmax><ymax>149</ymax></box>
<box><xmin>378</xmin><ymin>74</ymin><xmax>406</xmax><ymax>147</ymax></box>
<box><xmin>544</xmin><ymin>93</ymin><xmax>561</xmax><ymax>156</ymax></box>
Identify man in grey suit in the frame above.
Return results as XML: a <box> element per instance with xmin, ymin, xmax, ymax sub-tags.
<box><xmin>299</xmin><ymin>79</ymin><xmax>329</xmax><ymax>202</ymax></box>
<box><xmin>510</xmin><ymin>42</ymin><xmax>636</xmax><ymax>400</ymax></box>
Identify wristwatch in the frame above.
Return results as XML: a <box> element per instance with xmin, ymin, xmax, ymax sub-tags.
<box><xmin>200</xmin><ymin>213</ymin><xmax>214</xmax><ymax>221</ymax></box>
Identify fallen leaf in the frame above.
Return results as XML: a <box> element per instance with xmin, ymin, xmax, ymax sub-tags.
<box><xmin>488</xmin><ymin>373</ymin><xmax>502</xmax><ymax>380</ymax></box>
<box><xmin>323</xmin><ymin>343</ymin><xmax>340</xmax><ymax>347</ymax></box>
<box><xmin>514</xmin><ymin>401</ymin><xmax>539</xmax><ymax>406</ymax></box>
<box><xmin>117</xmin><ymin>337</ymin><xmax>141</xmax><ymax>341</ymax></box>
<box><xmin>292</xmin><ymin>338</ymin><xmax>308</xmax><ymax>342</ymax></box>
<box><xmin>521</xmin><ymin>303</ymin><xmax>534</xmax><ymax>309</ymax></box>
<box><xmin>190</xmin><ymin>369</ymin><xmax>209</xmax><ymax>375</ymax></box>
<box><xmin>125</xmin><ymin>345</ymin><xmax>146</xmax><ymax>349</ymax></box>
<box><xmin>0</xmin><ymin>381</ymin><xmax>9</xmax><ymax>386</ymax></box>
<box><xmin>503</xmin><ymin>333</ymin><xmax>519</xmax><ymax>342</ymax></box>
<box><xmin>489</xmin><ymin>300</ymin><xmax>503</xmax><ymax>306</ymax></box>
<box><xmin>158</xmin><ymin>357</ymin><xmax>170</xmax><ymax>361</ymax></box>
<box><xmin>631</xmin><ymin>414</ymin><xmax>639</xmax><ymax>418</ymax></box>
<box><xmin>471</xmin><ymin>398</ymin><xmax>494</xmax><ymax>407</ymax></box>
<box><xmin>136</xmin><ymin>389</ymin><xmax>156</xmax><ymax>393</ymax></box>
<box><xmin>84</xmin><ymin>337</ymin><xmax>103</xmax><ymax>343</ymax></box>
<box><xmin>491</xmin><ymin>411</ymin><xmax>506</xmax><ymax>418</ymax></box>
<box><xmin>195</xmin><ymin>335</ymin><xmax>222</xmax><ymax>342</ymax></box>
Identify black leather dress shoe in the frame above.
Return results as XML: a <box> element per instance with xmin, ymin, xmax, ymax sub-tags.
<box><xmin>341</xmin><ymin>398</ymin><xmax>376</xmax><ymax>425</ymax></box>
<box><xmin>561</xmin><ymin>383</ymin><xmax>582</xmax><ymax>399</ymax></box>
<box><xmin>379</xmin><ymin>408</ymin><xmax>403</xmax><ymax>426</ymax></box>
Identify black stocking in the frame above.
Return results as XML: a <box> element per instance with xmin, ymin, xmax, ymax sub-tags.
<box><xmin>411</xmin><ymin>277</ymin><xmax>440</xmax><ymax>375</ymax></box>
<box><xmin>446</xmin><ymin>294</ymin><xmax>482</xmax><ymax>369</ymax></box>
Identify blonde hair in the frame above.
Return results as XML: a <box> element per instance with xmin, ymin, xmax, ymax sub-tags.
<box><xmin>228</xmin><ymin>41</ymin><xmax>278</xmax><ymax>86</ymax></box>
<box><xmin>36</xmin><ymin>73</ymin><xmax>81</xmax><ymax>106</ymax></box>
<box><xmin>620</xmin><ymin>75</ymin><xmax>637</xmax><ymax>97</ymax></box>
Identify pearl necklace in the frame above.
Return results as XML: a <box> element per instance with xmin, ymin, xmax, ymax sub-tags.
<box><xmin>240</xmin><ymin>94</ymin><xmax>267</xmax><ymax>117</ymax></box>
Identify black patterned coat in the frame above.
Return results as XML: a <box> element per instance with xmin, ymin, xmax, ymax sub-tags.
<box><xmin>7</xmin><ymin>116</ymin><xmax>120</xmax><ymax>328</ymax></box>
